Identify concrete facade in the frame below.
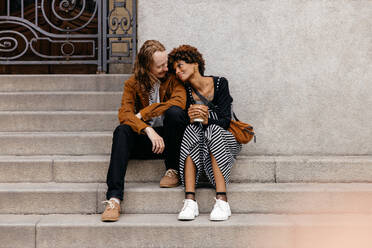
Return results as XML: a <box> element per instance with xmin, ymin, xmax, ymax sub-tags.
<box><xmin>138</xmin><ymin>0</ymin><xmax>372</xmax><ymax>155</ymax></box>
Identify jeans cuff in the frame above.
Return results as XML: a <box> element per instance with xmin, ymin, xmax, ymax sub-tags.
<box><xmin>106</xmin><ymin>190</ymin><xmax>123</xmax><ymax>201</ymax></box>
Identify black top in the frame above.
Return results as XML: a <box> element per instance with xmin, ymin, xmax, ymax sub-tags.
<box><xmin>185</xmin><ymin>76</ymin><xmax>233</xmax><ymax>130</ymax></box>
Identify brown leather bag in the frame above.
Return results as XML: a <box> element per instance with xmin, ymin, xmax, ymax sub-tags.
<box><xmin>190</xmin><ymin>86</ymin><xmax>256</xmax><ymax>144</ymax></box>
<box><xmin>228</xmin><ymin>113</ymin><xmax>256</xmax><ymax>144</ymax></box>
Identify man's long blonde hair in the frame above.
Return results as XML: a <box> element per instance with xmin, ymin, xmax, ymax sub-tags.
<box><xmin>134</xmin><ymin>40</ymin><xmax>166</xmax><ymax>92</ymax></box>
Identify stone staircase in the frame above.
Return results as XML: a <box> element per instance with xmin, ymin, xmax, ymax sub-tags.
<box><xmin>1</xmin><ymin>75</ymin><xmax>372</xmax><ymax>248</ymax></box>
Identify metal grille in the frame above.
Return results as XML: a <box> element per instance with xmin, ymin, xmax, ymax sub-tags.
<box><xmin>0</xmin><ymin>0</ymin><xmax>137</xmax><ymax>73</ymax></box>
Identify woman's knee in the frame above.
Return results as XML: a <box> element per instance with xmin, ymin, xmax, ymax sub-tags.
<box><xmin>205</xmin><ymin>124</ymin><xmax>223</xmax><ymax>140</ymax></box>
<box><xmin>206</xmin><ymin>124</ymin><xmax>222</xmax><ymax>132</ymax></box>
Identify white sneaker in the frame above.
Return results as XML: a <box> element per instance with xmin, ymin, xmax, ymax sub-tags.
<box><xmin>178</xmin><ymin>199</ymin><xmax>199</xmax><ymax>220</ymax></box>
<box><xmin>209</xmin><ymin>198</ymin><xmax>231</xmax><ymax>221</ymax></box>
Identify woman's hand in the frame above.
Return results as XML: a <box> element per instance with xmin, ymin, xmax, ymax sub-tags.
<box><xmin>144</xmin><ymin>127</ymin><xmax>165</xmax><ymax>154</ymax></box>
<box><xmin>188</xmin><ymin>104</ymin><xmax>209</xmax><ymax>124</ymax></box>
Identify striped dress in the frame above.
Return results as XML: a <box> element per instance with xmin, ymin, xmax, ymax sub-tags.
<box><xmin>179</xmin><ymin>77</ymin><xmax>242</xmax><ymax>187</ymax></box>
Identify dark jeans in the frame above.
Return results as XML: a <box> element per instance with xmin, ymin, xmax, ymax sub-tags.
<box><xmin>106</xmin><ymin>106</ymin><xmax>188</xmax><ymax>201</ymax></box>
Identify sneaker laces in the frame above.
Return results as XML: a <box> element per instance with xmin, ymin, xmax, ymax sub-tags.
<box><xmin>165</xmin><ymin>169</ymin><xmax>178</xmax><ymax>177</ymax></box>
<box><xmin>102</xmin><ymin>200</ymin><xmax>116</xmax><ymax>209</ymax></box>
<box><xmin>213</xmin><ymin>198</ymin><xmax>227</xmax><ymax>212</ymax></box>
<box><xmin>181</xmin><ymin>199</ymin><xmax>194</xmax><ymax>211</ymax></box>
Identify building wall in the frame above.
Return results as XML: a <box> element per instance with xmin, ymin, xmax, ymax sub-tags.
<box><xmin>138</xmin><ymin>0</ymin><xmax>372</xmax><ymax>155</ymax></box>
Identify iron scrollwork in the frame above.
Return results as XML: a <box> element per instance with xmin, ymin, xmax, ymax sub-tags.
<box><xmin>59</xmin><ymin>0</ymin><xmax>77</xmax><ymax>12</ymax></box>
<box><xmin>0</xmin><ymin>37</ymin><xmax>17</xmax><ymax>52</ymax></box>
<box><xmin>103</xmin><ymin>0</ymin><xmax>137</xmax><ymax>71</ymax></box>
<box><xmin>45</xmin><ymin>0</ymin><xmax>97</xmax><ymax>32</ymax></box>
<box><xmin>0</xmin><ymin>0</ymin><xmax>137</xmax><ymax>72</ymax></box>
<box><xmin>108</xmin><ymin>1</ymin><xmax>132</xmax><ymax>34</ymax></box>
<box><xmin>0</xmin><ymin>29</ymin><xmax>29</xmax><ymax>60</ymax></box>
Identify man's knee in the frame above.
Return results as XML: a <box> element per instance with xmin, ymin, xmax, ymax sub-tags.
<box><xmin>164</xmin><ymin>106</ymin><xmax>187</xmax><ymax>124</ymax></box>
<box><xmin>113</xmin><ymin>124</ymin><xmax>133</xmax><ymax>137</ymax></box>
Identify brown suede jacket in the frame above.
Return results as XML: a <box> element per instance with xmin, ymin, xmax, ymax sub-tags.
<box><xmin>118</xmin><ymin>74</ymin><xmax>186</xmax><ymax>134</ymax></box>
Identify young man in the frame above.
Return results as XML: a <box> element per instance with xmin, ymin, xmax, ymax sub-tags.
<box><xmin>101</xmin><ymin>40</ymin><xmax>187</xmax><ymax>222</ymax></box>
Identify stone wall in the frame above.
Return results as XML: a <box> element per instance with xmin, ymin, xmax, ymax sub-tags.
<box><xmin>138</xmin><ymin>0</ymin><xmax>372</xmax><ymax>155</ymax></box>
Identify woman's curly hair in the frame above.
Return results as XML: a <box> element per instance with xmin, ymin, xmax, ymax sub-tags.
<box><xmin>168</xmin><ymin>45</ymin><xmax>205</xmax><ymax>76</ymax></box>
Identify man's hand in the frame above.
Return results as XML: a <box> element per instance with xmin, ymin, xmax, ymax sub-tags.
<box><xmin>144</xmin><ymin>127</ymin><xmax>165</xmax><ymax>154</ymax></box>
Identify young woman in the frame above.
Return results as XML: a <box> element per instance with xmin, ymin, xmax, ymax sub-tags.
<box><xmin>168</xmin><ymin>45</ymin><xmax>241</xmax><ymax>221</ymax></box>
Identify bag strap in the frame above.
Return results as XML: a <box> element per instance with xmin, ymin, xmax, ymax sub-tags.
<box><xmin>190</xmin><ymin>78</ymin><xmax>236</xmax><ymax>120</ymax></box>
<box><xmin>190</xmin><ymin>79</ymin><xmax>256</xmax><ymax>143</ymax></box>
<box><xmin>232</xmin><ymin>112</ymin><xmax>240</xmax><ymax>122</ymax></box>
<box><xmin>190</xmin><ymin>86</ymin><xmax>218</xmax><ymax>112</ymax></box>
<box><xmin>189</xmin><ymin>76</ymin><xmax>221</xmax><ymax>107</ymax></box>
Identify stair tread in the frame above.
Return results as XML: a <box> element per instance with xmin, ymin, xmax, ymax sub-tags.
<box><xmin>2</xmin><ymin>213</ymin><xmax>372</xmax><ymax>226</ymax></box>
<box><xmin>3</xmin><ymin>213</ymin><xmax>372</xmax><ymax>248</ymax></box>
<box><xmin>1</xmin><ymin>182</ymin><xmax>372</xmax><ymax>215</ymax></box>
<box><xmin>0</xmin><ymin>154</ymin><xmax>110</xmax><ymax>161</ymax></box>
<box><xmin>0</xmin><ymin>111</ymin><xmax>117</xmax><ymax>114</ymax></box>
<box><xmin>1</xmin><ymin>182</ymin><xmax>372</xmax><ymax>192</ymax></box>
<box><xmin>0</xmin><ymin>91</ymin><xmax>122</xmax><ymax>95</ymax></box>
<box><xmin>0</xmin><ymin>154</ymin><xmax>371</xmax><ymax>160</ymax></box>
<box><xmin>0</xmin><ymin>131</ymin><xmax>112</xmax><ymax>135</ymax></box>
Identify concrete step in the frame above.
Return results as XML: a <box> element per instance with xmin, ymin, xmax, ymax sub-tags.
<box><xmin>0</xmin><ymin>132</ymin><xmax>112</xmax><ymax>155</ymax></box>
<box><xmin>0</xmin><ymin>155</ymin><xmax>274</xmax><ymax>183</ymax></box>
<box><xmin>0</xmin><ymin>111</ymin><xmax>117</xmax><ymax>132</ymax></box>
<box><xmin>2</xmin><ymin>182</ymin><xmax>372</xmax><ymax>214</ymax></box>
<box><xmin>0</xmin><ymin>183</ymin><xmax>98</xmax><ymax>214</ymax></box>
<box><xmin>97</xmin><ymin>182</ymin><xmax>372</xmax><ymax>214</ymax></box>
<box><xmin>0</xmin><ymin>74</ymin><xmax>128</xmax><ymax>92</ymax></box>
<box><xmin>1</xmin><ymin>155</ymin><xmax>371</xmax><ymax>184</ymax></box>
<box><xmin>0</xmin><ymin>92</ymin><xmax>122</xmax><ymax>111</ymax></box>
<box><xmin>2</xmin><ymin>213</ymin><xmax>372</xmax><ymax>248</ymax></box>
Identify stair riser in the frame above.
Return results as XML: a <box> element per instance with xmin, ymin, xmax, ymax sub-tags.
<box><xmin>35</xmin><ymin>224</ymin><xmax>372</xmax><ymax>248</ymax></box>
<box><xmin>0</xmin><ymin>214</ymin><xmax>293</xmax><ymax>248</ymax></box>
<box><xmin>0</xmin><ymin>191</ymin><xmax>97</xmax><ymax>214</ymax></box>
<box><xmin>54</xmin><ymin>159</ymin><xmax>275</xmax><ymax>183</ymax></box>
<box><xmin>2</xmin><ymin>184</ymin><xmax>372</xmax><ymax>214</ymax></box>
<box><xmin>36</xmin><ymin>224</ymin><xmax>292</xmax><ymax>248</ymax></box>
<box><xmin>276</xmin><ymin>159</ymin><xmax>372</xmax><ymax>182</ymax></box>
<box><xmin>0</xmin><ymin>158</ymin><xmax>275</xmax><ymax>183</ymax></box>
<box><xmin>0</xmin><ymin>75</ymin><xmax>127</xmax><ymax>92</ymax></box>
<box><xmin>3</xmin><ymin>214</ymin><xmax>372</xmax><ymax>248</ymax></box>
<box><xmin>0</xmin><ymin>215</ymin><xmax>39</xmax><ymax>248</ymax></box>
<box><xmin>0</xmin><ymin>113</ymin><xmax>117</xmax><ymax>132</ymax></box>
<box><xmin>0</xmin><ymin>160</ymin><xmax>52</xmax><ymax>183</ymax></box>
<box><xmin>98</xmin><ymin>188</ymin><xmax>372</xmax><ymax>215</ymax></box>
<box><xmin>2</xmin><ymin>157</ymin><xmax>372</xmax><ymax>183</ymax></box>
<box><xmin>0</xmin><ymin>134</ymin><xmax>112</xmax><ymax>155</ymax></box>
<box><xmin>0</xmin><ymin>226</ymin><xmax>35</xmax><ymax>248</ymax></box>
<box><xmin>0</xmin><ymin>93</ymin><xmax>121</xmax><ymax>111</ymax></box>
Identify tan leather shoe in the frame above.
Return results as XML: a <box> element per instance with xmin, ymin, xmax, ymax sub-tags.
<box><xmin>101</xmin><ymin>199</ymin><xmax>120</xmax><ymax>222</ymax></box>
<box><xmin>160</xmin><ymin>169</ymin><xmax>180</xmax><ymax>188</ymax></box>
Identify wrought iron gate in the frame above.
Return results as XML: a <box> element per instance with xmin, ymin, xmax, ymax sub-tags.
<box><xmin>0</xmin><ymin>0</ymin><xmax>137</xmax><ymax>73</ymax></box>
